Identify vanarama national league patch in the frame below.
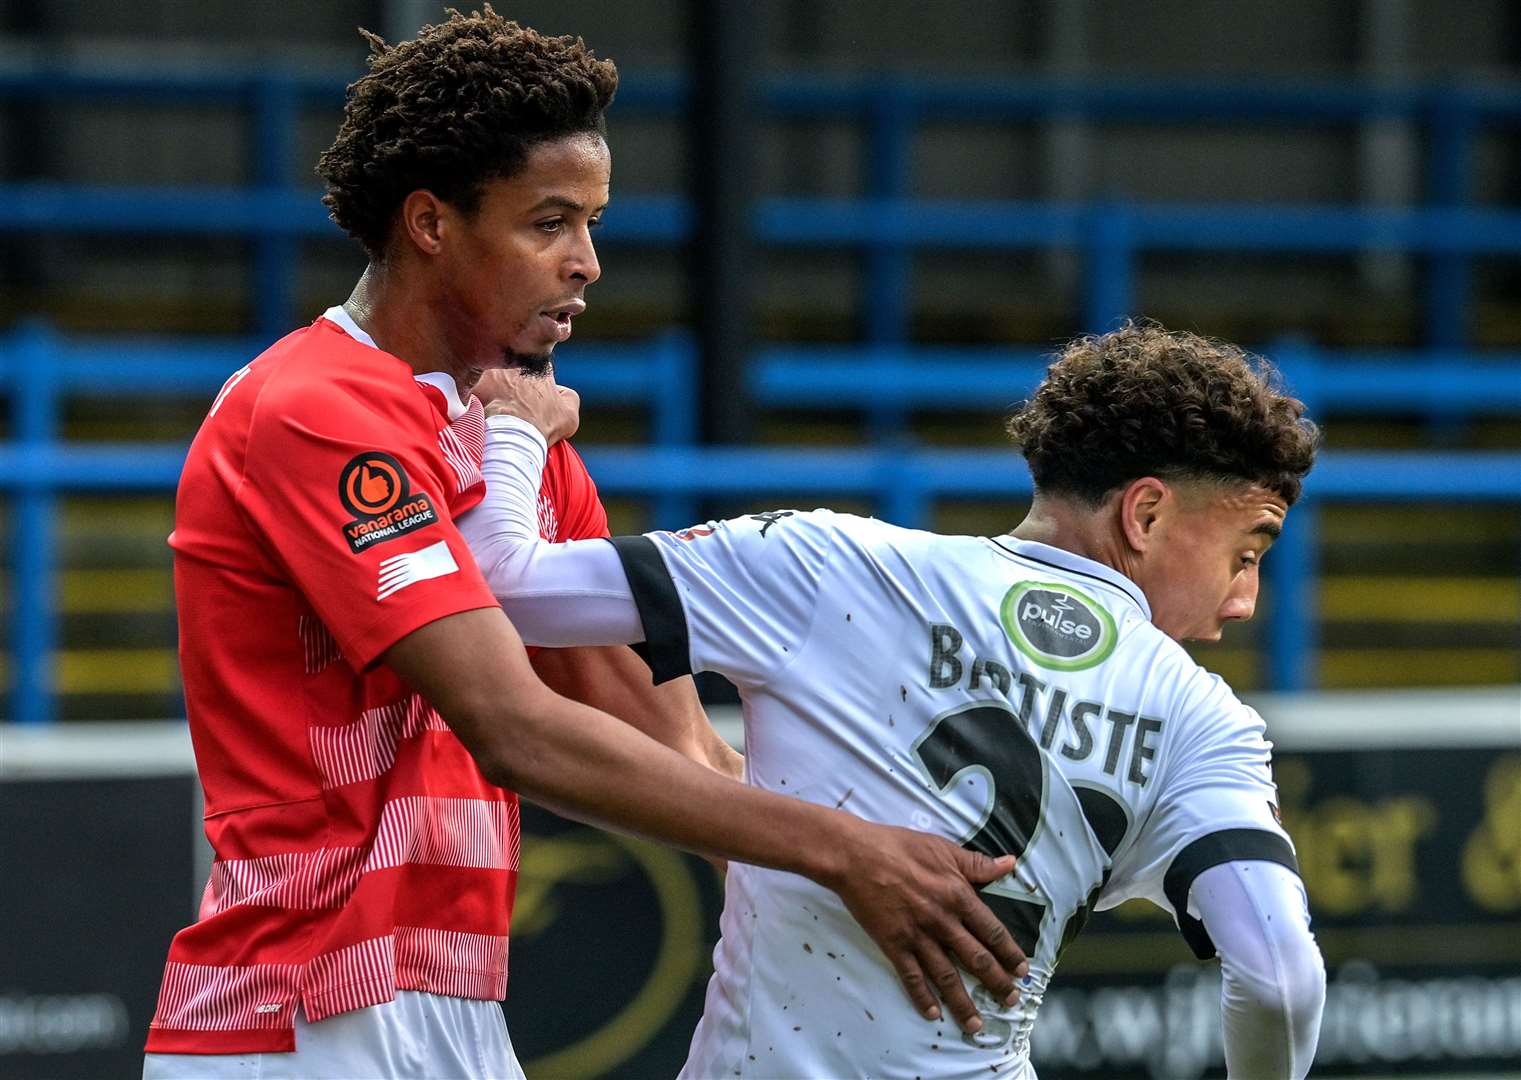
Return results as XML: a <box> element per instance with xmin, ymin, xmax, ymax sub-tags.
<box><xmin>338</xmin><ymin>451</ymin><xmax>440</xmax><ymax>553</ymax></box>
<box><xmin>1000</xmin><ymin>580</ymin><xmax>1118</xmax><ymax>671</ymax></box>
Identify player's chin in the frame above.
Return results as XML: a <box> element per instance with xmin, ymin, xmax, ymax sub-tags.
<box><xmin>501</xmin><ymin>346</ymin><xmax>555</xmax><ymax>377</ymax></box>
<box><xmin>1177</xmin><ymin>619</ymin><xmax>1226</xmax><ymax>643</ymax></box>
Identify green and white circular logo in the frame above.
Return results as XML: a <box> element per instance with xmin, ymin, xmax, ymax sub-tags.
<box><xmin>1000</xmin><ymin>581</ymin><xmax>1118</xmax><ymax>671</ymax></box>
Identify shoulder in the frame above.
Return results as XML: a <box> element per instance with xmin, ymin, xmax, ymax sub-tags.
<box><xmin>545</xmin><ymin>438</ymin><xmax>594</xmax><ymax>487</ymax></box>
<box><xmin>1145</xmin><ymin>640</ymin><xmax>1272</xmax><ymax>779</ymax></box>
<box><xmin>734</xmin><ymin>508</ymin><xmax>940</xmax><ymax>563</ymax></box>
<box><xmin>250</xmin><ymin>324</ymin><xmax>431</xmax><ymax>436</ymax></box>
<box><xmin>648</xmin><ymin>508</ymin><xmax>849</xmax><ymax>574</ymax></box>
<box><xmin>799</xmin><ymin>510</ymin><xmax>956</xmax><ymax>559</ymax></box>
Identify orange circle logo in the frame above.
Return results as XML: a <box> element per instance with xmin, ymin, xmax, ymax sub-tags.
<box><xmin>339</xmin><ymin>453</ymin><xmax>406</xmax><ymax>516</ymax></box>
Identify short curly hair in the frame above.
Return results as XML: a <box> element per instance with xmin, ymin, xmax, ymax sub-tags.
<box><xmin>1006</xmin><ymin>322</ymin><xmax>1320</xmax><ymax>506</ymax></box>
<box><xmin>317</xmin><ymin>6</ymin><xmax>618</xmax><ymax>256</ymax></box>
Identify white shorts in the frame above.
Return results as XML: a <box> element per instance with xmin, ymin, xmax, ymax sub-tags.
<box><xmin>142</xmin><ymin>991</ymin><xmax>525</xmax><ymax>1080</ymax></box>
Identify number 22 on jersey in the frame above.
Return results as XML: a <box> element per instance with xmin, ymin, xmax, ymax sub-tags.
<box><xmin>909</xmin><ymin>700</ymin><xmax>1131</xmax><ymax>1041</ymax></box>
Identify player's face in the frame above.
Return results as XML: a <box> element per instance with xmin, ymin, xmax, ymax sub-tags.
<box><xmin>1142</xmin><ymin>482</ymin><xmax>1288</xmax><ymax>642</ymax></box>
<box><xmin>440</xmin><ymin>132</ymin><xmax>609</xmax><ymax>376</ymax></box>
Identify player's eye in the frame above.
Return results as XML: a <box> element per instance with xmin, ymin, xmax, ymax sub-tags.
<box><xmin>588</xmin><ymin>215</ymin><xmax>603</xmax><ymax>231</ymax></box>
<box><xmin>536</xmin><ymin>218</ymin><xmax>564</xmax><ymax>234</ymax></box>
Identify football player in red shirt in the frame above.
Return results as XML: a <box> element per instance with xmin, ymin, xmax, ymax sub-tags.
<box><xmin>144</xmin><ymin>11</ymin><xmax>1026</xmax><ymax>1078</ymax></box>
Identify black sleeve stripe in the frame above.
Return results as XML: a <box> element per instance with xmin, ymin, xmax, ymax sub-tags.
<box><xmin>608</xmin><ymin>535</ymin><xmax>692</xmax><ymax>685</ymax></box>
<box><xmin>1163</xmin><ymin>828</ymin><xmax>1300</xmax><ymax>960</ymax></box>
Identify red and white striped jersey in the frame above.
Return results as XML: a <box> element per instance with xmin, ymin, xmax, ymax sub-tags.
<box><xmin>148</xmin><ymin>309</ymin><xmax>514</xmax><ymax>1054</ymax></box>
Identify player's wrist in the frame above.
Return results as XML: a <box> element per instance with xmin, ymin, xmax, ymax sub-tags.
<box><xmin>801</xmin><ymin>809</ymin><xmax>869</xmax><ymax>891</ymax></box>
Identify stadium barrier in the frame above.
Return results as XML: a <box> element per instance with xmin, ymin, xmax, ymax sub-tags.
<box><xmin>2</xmin><ymin>68</ymin><xmax>1519</xmax><ymax>715</ymax></box>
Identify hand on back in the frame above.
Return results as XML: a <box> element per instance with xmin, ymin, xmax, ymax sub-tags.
<box><xmin>824</xmin><ymin>818</ymin><xmax>1028</xmax><ymax>1033</ymax></box>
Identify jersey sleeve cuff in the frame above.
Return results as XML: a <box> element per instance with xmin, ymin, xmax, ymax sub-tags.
<box><xmin>1163</xmin><ymin>828</ymin><xmax>1300</xmax><ymax>960</ymax></box>
<box><xmin>609</xmin><ymin>535</ymin><xmax>692</xmax><ymax>684</ymax></box>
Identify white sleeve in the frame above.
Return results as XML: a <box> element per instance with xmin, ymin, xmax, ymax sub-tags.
<box><xmin>1192</xmin><ymin>860</ymin><xmax>1325</xmax><ymax>1079</ymax></box>
<box><xmin>618</xmin><ymin>509</ymin><xmax>836</xmax><ymax>688</ymax></box>
<box><xmin>1100</xmin><ymin>671</ymin><xmax>1300</xmax><ymax>958</ymax></box>
<box><xmin>454</xmin><ymin>415</ymin><xmax>645</xmax><ymax>648</ymax></box>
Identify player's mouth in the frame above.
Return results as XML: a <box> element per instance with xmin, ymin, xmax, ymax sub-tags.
<box><xmin>539</xmin><ymin>299</ymin><xmax>585</xmax><ymax>343</ymax></box>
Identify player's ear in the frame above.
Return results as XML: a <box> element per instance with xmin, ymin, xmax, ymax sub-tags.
<box><xmin>398</xmin><ymin>190</ymin><xmax>448</xmax><ymax>256</ymax></box>
<box><xmin>1118</xmin><ymin>476</ymin><xmax>1169</xmax><ymax>554</ymax></box>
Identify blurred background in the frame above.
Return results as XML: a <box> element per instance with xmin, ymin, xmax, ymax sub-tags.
<box><xmin>0</xmin><ymin>1</ymin><xmax>1518</xmax><ymax>1077</ymax></box>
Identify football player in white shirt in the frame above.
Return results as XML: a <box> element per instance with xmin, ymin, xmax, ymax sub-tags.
<box><xmin>456</xmin><ymin>323</ymin><xmax>1327</xmax><ymax>1079</ymax></box>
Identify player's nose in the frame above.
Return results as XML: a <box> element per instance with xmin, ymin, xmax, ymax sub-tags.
<box><xmin>567</xmin><ymin>228</ymin><xmax>601</xmax><ymax>285</ymax></box>
<box><xmin>1219</xmin><ymin>573</ymin><xmax>1259</xmax><ymax>623</ymax></box>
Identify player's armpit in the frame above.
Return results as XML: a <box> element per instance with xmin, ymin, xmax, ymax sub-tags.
<box><xmin>531</xmin><ymin>647</ymin><xmax>742</xmax><ymax>781</ymax></box>
<box><xmin>534</xmin><ymin>646</ymin><xmax>741</xmax><ymax>873</ymax></box>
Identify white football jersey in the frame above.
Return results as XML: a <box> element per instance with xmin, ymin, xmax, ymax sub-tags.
<box><xmin>608</xmin><ymin>510</ymin><xmax>1296</xmax><ymax>1080</ymax></box>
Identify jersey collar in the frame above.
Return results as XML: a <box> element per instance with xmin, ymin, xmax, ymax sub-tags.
<box><xmin>322</xmin><ymin>305</ymin><xmax>470</xmax><ymax>422</ymax></box>
<box><xmin>322</xmin><ymin>304</ymin><xmax>377</xmax><ymax>348</ymax></box>
<box><xmin>989</xmin><ymin>537</ymin><xmax>1152</xmax><ymax>620</ymax></box>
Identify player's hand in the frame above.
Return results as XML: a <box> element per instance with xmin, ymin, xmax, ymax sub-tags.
<box><xmin>825</xmin><ymin>819</ymin><xmax>1027</xmax><ymax>1035</ymax></box>
<box><xmin>473</xmin><ymin>365</ymin><xmax>581</xmax><ymax>445</ymax></box>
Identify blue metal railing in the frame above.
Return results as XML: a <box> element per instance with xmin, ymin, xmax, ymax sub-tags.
<box><xmin>3</xmin><ymin>429</ymin><xmax>1518</xmax><ymax>721</ymax></box>
<box><xmin>751</xmin><ymin>342</ymin><xmax>1521</xmax><ymax>440</ymax></box>
<box><xmin>4</xmin><ymin>323</ymin><xmax>1521</xmax><ymax>721</ymax></box>
<box><xmin>2</xmin><ymin>68</ymin><xmax>1519</xmax><ymax>340</ymax></box>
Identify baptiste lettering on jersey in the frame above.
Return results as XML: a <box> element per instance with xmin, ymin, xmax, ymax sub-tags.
<box><xmin>926</xmin><ymin>622</ymin><xmax>1164</xmax><ymax>787</ymax></box>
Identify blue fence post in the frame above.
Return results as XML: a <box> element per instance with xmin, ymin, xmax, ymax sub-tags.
<box><xmin>865</xmin><ymin>83</ymin><xmax>914</xmax><ymax>443</ymax></box>
<box><xmin>882</xmin><ymin>460</ymin><xmax>928</xmax><ymax>528</ymax></box>
<box><xmin>9</xmin><ymin>322</ymin><xmax>60</xmax><ymax>723</ymax></box>
<box><xmin>1083</xmin><ymin>202</ymin><xmax>1134</xmax><ymax>332</ymax></box>
<box><xmin>1423</xmin><ymin>88</ymin><xmax>1476</xmax><ymax>349</ymax></box>
<box><xmin>1267</xmin><ymin>500</ymin><xmax>1318</xmax><ymax>692</ymax></box>
<box><xmin>866</xmin><ymin>82</ymin><xmax>914</xmax><ymax>345</ymax></box>
<box><xmin>653</xmin><ymin>333</ymin><xmax>698</xmax><ymax>528</ymax></box>
<box><xmin>1265</xmin><ymin>337</ymin><xmax>1320</xmax><ymax>692</ymax></box>
<box><xmin>251</xmin><ymin>75</ymin><xmax>300</xmax><ymax>341</ymax></box>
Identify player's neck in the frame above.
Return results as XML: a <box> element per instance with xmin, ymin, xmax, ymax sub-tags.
<box><xmin>341</xmin><ymin>264</ymin><xmax>480</xmax><ymax>400</ymax></box>
<box><xmin>1009</xmin><ymin>498</ymin><xmax>1142</xmax><ymax>583</ymax></box>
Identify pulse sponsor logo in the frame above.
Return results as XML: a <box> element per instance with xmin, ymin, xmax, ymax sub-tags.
<box><xmin>1001</xmin><ymin>581</ymin><xmax>1118</xmax><ymax>671</ymax></box>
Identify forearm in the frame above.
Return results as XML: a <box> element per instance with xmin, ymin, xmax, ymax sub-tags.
<box><xmin>1192</xmin><ymin>861</ymin><xmax>1325</xmax><ymax>1078</ymax></box>
<box><xmin>455</xmin><ymin>416</ymin><xmax>645</xmax><ymax>646</ymax></box>
<box><xmin>509</xmin><ymin>678</ymin><xmax>817</xmax><ymax>867</ymax></box>
<box><xmin>387</xmin><ymin>607</ymin><xmax>839</xmax><ymax>882</ymax></box>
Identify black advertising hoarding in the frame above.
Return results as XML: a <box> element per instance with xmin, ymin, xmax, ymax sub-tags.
<box><xmin>503</xmin><ymin>747</ymin><xmax>1521</xmax><ymax>1078</ymax></box>
<box><xmin>2</xmin><ymin>736</ymin><xmax>1518</xmax><ymax>1078</ymax></box>
<box><xmin>0</xmin><ymin>776</ymin><xmax>199</xmax><ymax>1080</ymax></box>
<box><xmin>502</xmin><ymin>802</ymin><xmax>727</xmax><ymax>1077</ymax></box>
<box><xmin>1027</xmin><ymin>747</ymin><xmax>1521</xmax><ymax>1079</ymax></box>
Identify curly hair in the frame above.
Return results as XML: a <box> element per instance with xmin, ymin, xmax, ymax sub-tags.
<box><xmin>317</xmin><ymin>6</ymin><xmax>618</xmax><ymax>256</ymax></box>
<box><xmin>1006</xmin><ymin>322</ymin><xmax>1320</xmax><ymax>506</ymax></box>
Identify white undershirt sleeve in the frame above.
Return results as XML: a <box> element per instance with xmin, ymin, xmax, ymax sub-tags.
<box><xmin>1190</xmin><ymin>860</ymin><xmax>1326</xmax><ymax>1079</ymax></box>
<box><xmin>454</xmin><ymin>415</ymin><xmax>646</xmax><ymax>647</ymax></box>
